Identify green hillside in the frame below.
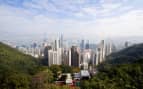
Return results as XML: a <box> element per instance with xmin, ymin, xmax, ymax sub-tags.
<box><xmin>0</xmin><ymin>42</ymin><xmax>40</xmax><ymax>89</ymax></box>
<box><xmin>0</xmin><ymin>42</ymin><xmax>39</xmax><ymax>74</ymax></box>
<box><xmin>0</xmin><ymin>42</ymin><xmax>78</xmax><ymax>89</ymax></box>
<box><xmin>105</xmin><ymin>43</ymin><xmax>143</xmax><ymax>64</ymax></box>
<box><xmin>81</xmin><ymin>43</ymin><xmax>143</xmax><ymax>89</ymax></box>
<box><xmin>81</xmin><ymin>59</ymin><xmax>143</xmax><ymax>89</ymax></box>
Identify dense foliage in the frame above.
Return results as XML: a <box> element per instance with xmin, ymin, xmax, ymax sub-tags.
<box><xmin>0</xmin><ymin>42</ymin><xmax>41</xmax><ymax>89</ymax></box>
<box><xmin>81</xmin><ymin>59</ymin><xmax>143</xmax><ymax>89</ymax></box>
<box><xmin>0</xmin><ymin>42</ymin><xmax>79</xmax><ymax>89</ymax></box>
<box><xmin>2</xmin><ymin>42</ymin><xmax>143</xmax><ymax>89</ymax></box>
<box><xmin>81</xmin><ymin>43</ymin><xmax>143</xmax><ymax>89</ymax></box>
<box><xmin>0</xmin><ymin>42</ymin><xmax>40</xmax><ymax>74</ymax></box>
<box><xmin>105</xmin><ymin>43</ymin><xmax>143</xmax><ymax>64</ymax></box>
<box><xmin>0</xmin><ymin>64</ymin><xmax>31</xmax><ymax>89</ymax></box>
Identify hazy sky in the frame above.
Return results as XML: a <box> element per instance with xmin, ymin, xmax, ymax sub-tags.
<box><xmin>0</xmin><ymin>0</ymin><xmax>143</xmax><ymax>42</ymax></box>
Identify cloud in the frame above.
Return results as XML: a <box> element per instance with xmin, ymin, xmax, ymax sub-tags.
<box><xmin>0</xmin><ymin>0</ymin><xmax>143</xmax><ymax>42</ymax></box>
<box><xmin>94</xmin><ymin>10</ymin><xmax>143</xmax><ymax>38</ymax></box>
<box><xmin>0</xmin><ymin>0</ymin><xmax>136</xmax><ymax>19</ymax></box>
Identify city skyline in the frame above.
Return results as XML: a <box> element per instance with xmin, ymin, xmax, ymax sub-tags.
<box><xmin>0</xmin><ymin>0</ymin><xmax>143</xmax><ymax>42</ymax></box>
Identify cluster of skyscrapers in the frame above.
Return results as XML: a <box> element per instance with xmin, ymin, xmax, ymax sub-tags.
<box><xmin>15</xmin><ymin>35</ymin><xmax>118</xmax><ymax>69</ymax></box>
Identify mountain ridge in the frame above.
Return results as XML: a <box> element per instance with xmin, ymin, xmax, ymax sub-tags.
<box><xmin>104</xmin><ymin>43</ymin><xmax>143</xmax><ymax>64</ymax></box>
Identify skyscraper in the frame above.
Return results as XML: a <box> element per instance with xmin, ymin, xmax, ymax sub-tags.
<box><xmin>95</xmin><ymin>48</ymin><xmax>100</xmax><ymax>65</ymax></box>
<box><xmin>81</xmin><ymin>49</ymin><xmax>92</xmax><ymax>69</ymax></box>
<box><xmin>62</xmin><ymin>48</ymin><xmax>71</xmax><ymax>66</ymax></box>
<box><xmin>44</xmin><ymin>45</ymin><xmax>52</xmax><ymax>66</ymax></box>
<box><xmin>105</xmin><ymin>42</ymin><xmax>114</xmax><ymax>56</ymax></box>
<box><xmin>54</xmin><ymin>39</ymin><xmax>60</xmax><ymax>51</ymax></box>
<box><xmin>71</xmin><ymin>46</ymin><xmax>80</xmax><ymax>67</ymax></box>
<box><xmin>98</xmin><ymin>40</ymin><xmax>105</xmax><ymax>63</ymax></box>
<box><xmin>48</xmin><ymin>49</ymin><xmax>62</xmax><ymax>66</ymax></box>
<box><xmin>80</xmin><ymin>40</ymin><xmax>85</xmax><ymax>51</ymax></box>
<box><xmin>60</xmin><ymin>34</ymin><xmax>63</xmax><ymax>48</ymax></box>
<box><xmin>95</xmin><ymin>40</ymin><xmax>106</xmax><ymax>65</ymax></box>
<box><xmin>43</xmin><ymin>37</ymin><xmax>63</xmax><ymax>66</ymax></box>
<box><xmin>85</xmin><ymin>40</ymin><xmax>90</xmax><ymax>49</ymax></box>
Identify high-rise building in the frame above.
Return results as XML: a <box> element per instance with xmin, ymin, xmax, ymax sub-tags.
<box><xmin>80</xmin><ymin>40</ymin><xmax>85</xmax><ymax>51</ymax></box>
<box><xmin>91</xmin><ymin>51</ymin><xmax>96</xmax><ymax>67</ymax></box>
<box><xmin>95</xmin><ymin>40</ymin><xmax>106</xmax><ymax>65</ymax></box>
<box><xmin>48</xmin><ymin>50</ymin><xmax>59</xmax><ymax>66</ymax></box>
<box><xmin>60</xmin><ymin>34</ymin><xmax>63</xmax><ymax>48</ymax></box>
<box><xmin>81</xmin><ymin>49</ymin><xmax>92</xmax><ymax>69</ymax></box>
<box><xmin>95</xmin><ymin>48</ymin><xmax>100</xmax><ymax>65</ymax></box>
<box><xmin>85</xmin><ymin>40</ymin><xmax>90</xmax><ymax>49</ymax></box>
<box><xmin>48</xmin><ymin>50</ymin><xmax>54</xmax><ymax>66</ymax></box>
<box><xmin>105</xmin><ymin>42</ymin><xmax>115</xmax><ymax>56</ymax></box>
<box><xmin>99</xmin><ymin>40</ymin><xmax>106</xmax><ymax>62</ymax></box>
<box><xmin>62</xmin><ymin>48</ymin><xmax>71</xmax><ymax>66</ymax></box>
<box><xmin>82</xmin><ymin>50</ymin><xmax>91</xmax><ymax>64</ymax></box>
<box><xmin>48</xmin><ymin>47</ymin><xmax>62</xmax><ymax>66</ymax></box>
<box><xmin>44</xmin><ymin>45</ymin><xmax>52</xmax><ymax>66</ymax></box>
<box><xmin>95</xmin><ymin>41</ymin><xmax>118</xmax><ymax>66</ymax></box>
<box><xmin>71</xmin><ymin>46</ymin><xmax>80</xmax><ymax>67</ymax></box>
<box><xmin>54</xmin><ymin>39</ymin><xmax>60</xmax><ymax>51</ymax></box>
<box><xmin>68</xmin><ymin>49</ymin><xmax>71</xmax><ymax>66</ymax></box>
<box><xmin>43</xmin><ymin>37</ymin><xmax>63</xmax><ymax>66</ymax></box>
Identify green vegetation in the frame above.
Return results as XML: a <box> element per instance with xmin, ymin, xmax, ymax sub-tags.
<box><xmin>81</xmin><ymin>43</ymin><xmax>143</xmax><ymax>89</ymax></box>
<box><xmin>0</xmin><ymin>42</ymin><xmax>79</xmax><ymax>89</ymax></box>
<box><xmin>0</xmin><ymin>42</ymin><xmax>40</xmax><ymax>89</ymax></box>
<box><xmin>49</xmin><ymin>64</ymin><xmax>80</xmax><ymax>80</ymax></box>
<box><xmin>2</xmin><ymin>41</ymin><xmax>143</xmax><ymax>89</ymax></box>
<box><xmin>81</xmin><ymin>59</ymin><xmax>143</xmax><ymax>89</ymax></box>
<box><xmin>0</xmin><ymin>42</ymin><xmax>40</xmax><ymax>74</ymax></box>
<box><xmin>105</xmin><ymin>43</ymin><xmax>143</xmax><ymax>64</ymax></box>
<box><xmin>44</xmin><ymin>84</ymin><xmax>80</xmax><ymax>89</ymax></box>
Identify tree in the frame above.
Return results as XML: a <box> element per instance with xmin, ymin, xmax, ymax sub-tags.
<box><xmin>49</xmin><ymin>65</ymin><xmax>62</xmax><ymax>80</ymax></box>
<box><xmin>60</xmin><ymin>65</ymin><xmax>72</xmax><ymax>73</ymax></box>
<box><xmin>0</xmin><ymin>65</ymin><xmax>31</xmax><ymax>89</ymax></box>
<box><xmin>72</xmin><ymin>67</ymin><xmax>80</xmax><ymax>73</ymax></box>
<box><xmin>31</xmin><ymin>68</ymin><xmax>54</xmax><ymax>89</ymax></box>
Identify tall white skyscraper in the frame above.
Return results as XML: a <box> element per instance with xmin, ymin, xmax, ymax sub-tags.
<box><xmin>95</xmin><ymin>48</ymin><xmax>100</xmax><ymax>65</ymax></box>
<box><xmin>95</xmin><ymin>40</ymin><xmax>106</xmax><ymax>65</ymax></box>
<box><xmin>60</xmin><ymin>34</ymin><xmax>63</xmax><ymax>48</ymax></box>
<box><xmin>95</xmin><ymin>40</ymin><xmax>116</xmax><ymax>65</ymax></box>
<box><xmin>81</xmin><ymin>49</ymin><xmax>92</xmax><ymax>69</ymax></box>
<box><xmin>45</xmin><ymin>37</ymin><xmax>63</xmax><ymax>66</ymax></box>
<box><xmin>68</xmin><ymin>49</ymin><xmax>71</xmax><ymax>66</ymax></box>
<box><xmin>105</xmin><ymin>43</ymin><xmax>113</xmax><ymax>56</ymax></box>
<box><xmin>99</xmin><ymin>40</ymin><xmax>106</xmax><ymax>62</ymax></box>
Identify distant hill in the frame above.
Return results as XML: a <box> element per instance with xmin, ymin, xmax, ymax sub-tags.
<box><xmin>105</xmin><ymin>43</ymin><xmax>143</xmax><ymax>64</ymax></box>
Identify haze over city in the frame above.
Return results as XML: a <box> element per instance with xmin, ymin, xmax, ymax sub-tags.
<box><xmin>0</xmin><ymin>0</ymin><xmax>143</xmax><ymax>44</ymax></box>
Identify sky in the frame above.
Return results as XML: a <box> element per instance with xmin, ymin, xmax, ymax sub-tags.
<box><xmin>0</xmin><ymin>0</ymin><xmax>143</xmax><ymax>43</ymax></box>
